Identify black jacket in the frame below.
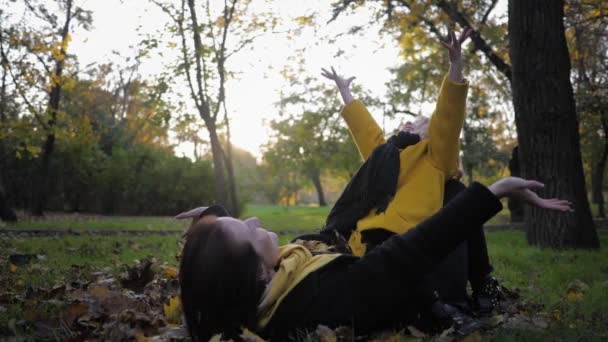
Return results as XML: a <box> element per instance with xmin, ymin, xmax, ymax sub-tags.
<box><xmin>259</xmin><ymin>183</ymin><xmax>502</xmax><ymax>340</ymax></box>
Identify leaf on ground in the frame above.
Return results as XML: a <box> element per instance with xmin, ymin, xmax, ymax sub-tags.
<box><xmin>9</xmin><ymin>254</ymin><xmax>37</xmax><ymax>266</ymax></box>
<box><xmin>567</xmin><ymin>279</ymin><xmax>590</xmax><ymax>292</ymax></box>
<box><xmin>406</xmin><ymin>325</ymin><xmax>427</xmax><ymax>338</ymax></box>
<box><xmin>461</xmin><ymin>331</ymin><xmax>482</xmax><ymax>342</ymax></box>
<box><xmin>160</xmin><ymin>265</ymin><xmax>178</xmax><ymax>279</ymax></box>
<box><xmin>9</xmin><ymin>263</ymin><xmax>17</xmax><ymax>273</ymax></box>
<box><xmin>120</xmin><ymin>258</ymin><xmax>156</xmax><ymax>292</ymax></box>
<box><xmin>89</xmin><ymin>284</ymin><xmax>111</xmax><ymax>300</ymax></box>
<box><xmin>565</xmin><ymin>291</ymin><xmax>584</xmax><ymax>302</ymax></box>
<box><xmin>63</xmin><ymin>301</ymin><xmax>90</xmax><ymax>323</ymax></box>
<box><xmin>164</xmin><ymin>295</ymin><xmax>182</xmax><ymax>325</ymax></box>
<box><xmin>315</xmin><ymin>324</ymin><xmax>337</xmax><ymax>342</ymax></box>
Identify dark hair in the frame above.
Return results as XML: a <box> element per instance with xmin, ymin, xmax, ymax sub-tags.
<box><xmin>180</xmin><ymin>221</ymin><xmax>266</xmax><ymax>341</ymax></box>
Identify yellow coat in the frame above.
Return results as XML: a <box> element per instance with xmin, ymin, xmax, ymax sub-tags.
<box><xmin>342</xmin><ymin>76</ymin><xmax>469</xmax><ymax>256</ymax></box>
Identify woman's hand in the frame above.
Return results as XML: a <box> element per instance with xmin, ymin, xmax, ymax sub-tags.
<box><xmin>488</xmin><ymin>177</ymin><xmax>573</xmax><ymax>212</ymax></box>
<box><xmin>440</xmin><ymin>27</ymin><xmax>472</xmax><ymax>83</ymax></box>
<box><xmin>321</xmin><ymin>66</ymin><xmax>355</xmax><ymax>105</ymax></box>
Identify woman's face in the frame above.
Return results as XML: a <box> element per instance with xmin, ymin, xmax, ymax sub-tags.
<box><xmin>399</xmin><ymin>116</ymin><xmax>430</xmax><ymax>139</ymax></box>
<box><xmin>215</xmin><ymin>216</ymin><xmax>280</xmax><ymax>270</ymax></box>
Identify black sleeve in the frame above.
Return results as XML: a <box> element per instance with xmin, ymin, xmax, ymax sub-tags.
<box><xmin>347</xmin><ymin>182</ymin><xmax>503</xmax><ymax>301</ymax></box>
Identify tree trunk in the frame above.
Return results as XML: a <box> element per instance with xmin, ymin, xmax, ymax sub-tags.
<box><xmin>206</xmin><ymin>121</ymin><xmax>228</xmax><ymax>210</ymax></box>
<box><xmin>0</xmin><ymin>35</ymin><xmax>17</xmax><ymax>222</ymax></box>
<box><xmin>0</xmin><ymin>169</ymin><xmax>16</xmax><ymax>222</ymax></box>
<box><xmin>508</xmin><ymin>0</ymin><xmax>599</xmax><ymax>248</ymax></box>
<box><xmin>222</xmin><ymin>110</ymin><xmax>240</xmax><ymax>217</ymax></box>
<box><xmin>310</xmin><ymin>169</ymin><xmax>327</xmax><ymax>207</ymax></box>
<box><xmin>31</xmin><ymin>0</ymin><xmax>73</xmax><ymax>216</ymax></box>
<box><xmin>507</xmin><ymin>146</ymin><xmax>524</xmax><ymax>223</ymax></box>
<box><xmin>591</xmin><ymin>113</ymin><xmax>608</xmax><ymax>218</ymax></box>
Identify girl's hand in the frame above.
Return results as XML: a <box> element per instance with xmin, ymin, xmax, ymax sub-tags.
<box><xmin>321</xmin><ymin>66</ymin><xmax>355</xmax><ymax>105</ymax></box>
<box><xmin>440</xmin><ymin>27</ymin><xmax>473</xmax><ymax>64</ymax></box>
<box><xmin>488</xmin><ymin>177</ymin><xmax>573</xmax><ymax>212</ymax></box>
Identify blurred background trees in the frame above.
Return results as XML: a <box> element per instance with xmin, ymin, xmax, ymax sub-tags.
<box><xmin>0</xmin><ymin>0</ymin><xmax>606</xmax><ymax>249</ymax></box>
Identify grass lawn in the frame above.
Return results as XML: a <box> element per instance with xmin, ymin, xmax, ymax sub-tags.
<box><xmin>2</xmin><ymin>202</ymin><xmax>511</xmax><ymax>232</ymax></box>
<box><xmin>2</xmin><ymin>212</ymin><xmax>189</xmax><ymax>231</ymax></box>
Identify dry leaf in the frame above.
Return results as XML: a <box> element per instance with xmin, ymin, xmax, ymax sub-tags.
<box><xmin>9</xmin><ymin>263</ymin><xmax>17</xmax><ymax>273</ymax></box>
<box><xmin>160</xmin><ymin>265</ymin><xmax>178</xmax><ymax>279</ymax></box>
<box><xmin>315</xmin><ymin>324</ymin><xmax>337</xmax><ymax>342</ymax></box>
<box><xmin>89</xmin><ymin>284</ymin><xmax>111</xmax><ymax>300</ymax></box>
<box><xmin>565</xmin><ymin>291</ymin><xmax>584</xmax><ymax>302</ymax></box>
<box><xmin>461</xmin><ymin>331</ymin><xmax>482</xmax><ymax>342</ymax></box>
<box><xmin>163</xmin><ymin>295</ymin><xmax>182</xmax><ymax>325</ymax></box>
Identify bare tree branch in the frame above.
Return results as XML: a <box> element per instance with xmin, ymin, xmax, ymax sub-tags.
<box><xmin>328</xmin><ymin>0</ymin><xmax>359</xmax><ymax>24</ymax></box>
<box><xmin>480</xmin><ymin>0</ymin><xmax>499</xmax><ymax>26</ymax></box>
<box><xmin>433</xmin><ymin>0</ymin><xmax>512</xmax><ymax>81</ymax></box>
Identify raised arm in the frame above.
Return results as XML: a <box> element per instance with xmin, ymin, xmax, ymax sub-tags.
<box><xmin>427</xmin><ymin>27</ymin><xmax>472</xmax><ymax>175</ymax></box>
<box><xmin>321</xmin><ymin>67</ymin><xmax>355</xmax><ymax>105</ymax></box>
<box><xmin>322</xmin><ymin>67</ymin><xmax>384</xmax><ymax>160</ymax></box>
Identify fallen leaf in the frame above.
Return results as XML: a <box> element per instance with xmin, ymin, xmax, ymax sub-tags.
<box><xmin>547</xmin><ymin>309</ymin><xmax>561</xmax><ymax>321</ymax></box>
<box><xmin>163</xmin><ymin>295</ymin><xmax>182</xmax><ymax>325</ymax></box>
<box><xmin>461</xmin><ymin>331</ymin><xmax>482</xmax><ymax>342</ymax></box>
<box><xmin>315</xmin><ymin>324</ymin><xmax>336</xmax><ymax>342</ymax></box>
<box><xmin>567</xmin><ymin>279</ymin><xmax>590</xmax><ymax>293</ymax></box>
<box><xmin>9</xmin><ymin>263</ymin><xmax>17</xmax><ymax>273</ymax></box>
<box><xmin>565</xmin><ymin>291</ymin><xmax>584</xmax><ymax>302</ymax></box>
<box><xmin>120</xmin><ymin>258</ymin><xmax>156</xmax><ymax>292</ymax></box>
<box><xmin>9</xmin><ymin>254</ymin><xmax>37</xmax><ymax>266</ymax></box>
<box><xmin>89</xmin><ymin>284</ymin><xmax>111</xmax><ymax>300</ymax></box>
<box><xmin>160</xmin><ymin>265</ymin><xmax>178</xmax><ymax>279</ymax></box>
<box><xmin>63</xmin><ymin>302</ymin><xmax>90</xmax><ymax>323</ymax></box>
<box><xmin>407</xmin><ymin>325</ymin><xmax>427</xmax><ymax>338</ymax></box>
<box><xmin>532</xmin><ymin>316</ymin><xmax>549</xmax><ymax>329</ymax></box>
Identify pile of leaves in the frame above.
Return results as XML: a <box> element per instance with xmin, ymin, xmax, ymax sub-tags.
<box><xmin>1</xmin><ymin>256</ymin><xmax>188</xmax><ymax>341</ymax></box>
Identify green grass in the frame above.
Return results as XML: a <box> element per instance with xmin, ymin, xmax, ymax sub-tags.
<box><xmin>1</xmin><ymin>203</ymin><xmax>513</xmax><ymax>232</ymax></box>
<box><xmin>488</xmin><ymin>230</ymin><xmax>608</xmax><ymax>340</ymax></box>
<box><xmin>2</xmin><ymin>212</ymin><xmax>189</xmax><ymax>231</ymax></box>
<box><xmin>242</xmin><ymin>204</ymin><xmax>330</xmax><ymax>232</ymax></box>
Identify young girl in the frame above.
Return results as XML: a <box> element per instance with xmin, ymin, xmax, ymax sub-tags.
<box><xmin>179</xmin><ymin>177</ymin><xmax>572</xmax><ymax>341</ymax></box>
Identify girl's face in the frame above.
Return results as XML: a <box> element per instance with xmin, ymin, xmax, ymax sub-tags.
<box><xmin>399</xmin><ymin>116</ymin><xmax>430</xmax><ymax>139</ymax></box>
<box><xmin>215</xmin><ymin>216</ymin><xmax>280</xmax><ymax>270</ymax></box>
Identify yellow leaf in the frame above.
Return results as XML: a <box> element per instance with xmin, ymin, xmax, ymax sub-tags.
<box><xmin>566</xmin><ymin>291</ymin><xmax>584</xmax><ymax>302</ymax></box>
<box><xmin>9</xmin><ymin>263</ymin><xmax>17</xmax><ymax>273</ymax></box>
<box><xmin>164</xmin><ymin>295</ymin><xmax>182</xmax><ymax>325</ymax></box>
<box><xmin>135</xmin><ymin>331</ymin><xmax>148</xmax><ymax>342</ymax></box>
<box><xmin>160</xmin><ymin>265</ymin><xmax>178</xmax><ymax>279</ymax></box>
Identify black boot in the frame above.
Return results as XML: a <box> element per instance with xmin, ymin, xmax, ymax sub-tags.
<box><xmin>471</xmin><ymin>275</ymin><xmax>503</xmax><ymax>315</ymax></box>
<box><xmin>421</xmin><ymin>300</ymin><xmax>482</xmax><ymax>336</ymax></box>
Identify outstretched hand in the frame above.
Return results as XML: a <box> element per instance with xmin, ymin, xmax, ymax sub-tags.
<box><xmin>321</xmin><ymin>66</ymin><xmax>355</xmax><ymax>105</ymax></box>
<box><xmin>488</xmin><ymin>177</ymin><xmax>573</xmax><ymax>212</ymax></box>
<box><xmin>321</xmin><ymin>67</ymin><xmax>355</xmax><ymax>90</ymax></box>
<box><xmin>440</xmin><ymin>27</ymin><xmax>473</xmax><ymax>64</ymax></box>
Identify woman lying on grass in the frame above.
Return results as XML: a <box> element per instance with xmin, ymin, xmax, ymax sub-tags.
<box><xmin>178</xmin><ymin>177</ymin><xmax>572</xmax><ymax>341</ymax></box>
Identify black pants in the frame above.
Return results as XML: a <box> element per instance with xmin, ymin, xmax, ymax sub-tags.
<box><xmin>361</xmin><ymin>180</ymin><xmax>493</xmax><ymax>303</ymax></box>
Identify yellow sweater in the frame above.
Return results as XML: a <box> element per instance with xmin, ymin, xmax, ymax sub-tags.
<box><xmin>342</xmin><ymin>76</ymin><xmax>469</xmax><ymax>256</ymax></box>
